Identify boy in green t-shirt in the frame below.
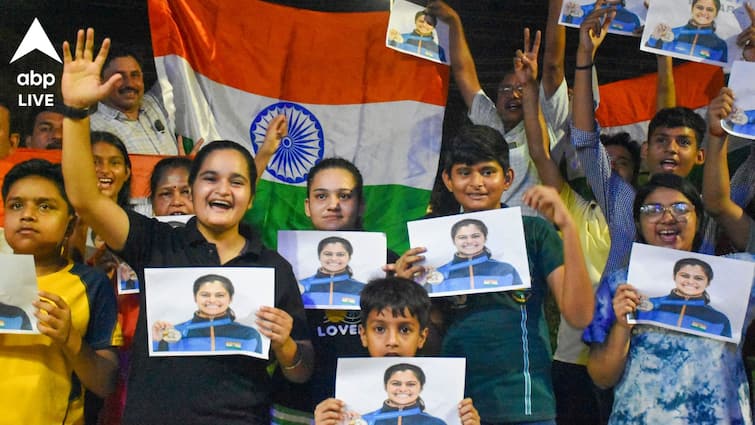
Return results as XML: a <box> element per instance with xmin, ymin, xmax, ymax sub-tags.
<box><xmin>392</xmin><ymin>122</ymin><xmax>592</xmax><ymax>422</ymax></box>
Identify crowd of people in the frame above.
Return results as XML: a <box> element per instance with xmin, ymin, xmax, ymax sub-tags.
<box><xmin>1</xmin><ymin>0</ymin><xmax>754</xmax><ymax>424</ymax></box>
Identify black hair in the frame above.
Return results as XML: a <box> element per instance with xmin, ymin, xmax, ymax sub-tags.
<box><xmin>2</xmin><ymin>159</ymin><xmax>72</xmax><ymax>215</ymax></box>
<box><xmin>443</xmin><ymin>125</ymin><xmax>510</xmax><ymax>175</ymax></box>
<box><xmin>307</xmin><ymin>157</ymin><xmax>364</xmax><ymax>200</ymax></box>
<box><xmin>189</xmin><ymin>140</ymin><xmax>257</xmax><ymax>194</ymax></box>
<box><xmin>600</xmin><ymin>132</ymin><xmax>641</xmax><ymax>184</ymax></box>
<box><xmin>384</xmin><ymin>362</ymin><xmax>426</xmax><ymax>387</ymax></box>
<box><xmin>383</xmin><ymin>363</ymin><xmax>427</xmax><ymax>410</ymax></box>
<box><xmin>359</xmin><ymin>277</ymin><xmax>431</xmax><ymax>330</ymax></box>
<box><xmin>149</xmin><ymin>156</ymin><xmax>192</xmax><ymax>201</ymax></box>
<box><xmin>633</xmin><ymin>174</ymin><xmax>706</xmax><ymax>251</ymax></box>
<box><xmin>673</xmin><ymin>257</ymin><xmax>713</xmax><ymax>282</ymax></box>
<box><xmin>91</xmin><ymin>131</ymin><xmax>132</xmax><ymax>209</ymax></box>
<box><xmin>102</xmin><ymin>46</ymin><xmax>144</xmax><ymax>74</ymax></box>
<box><xmin>692</xmin><ymin>0</ymin><xmax>721</xmax><ymax>12</ymax></box>
<box><xmin>193</xmin><ymin>273</ymin><xmax>236</xmax><ymax>319</ymax></box>
<box><xmin>317</xmin><ymin>236</ymin><xmax>354</xmax><ymax>276</ymax></box>
<box><xmin>415</xmin><ymin>10</ymin><xmax>437</xmax><ymax>27</ymax></box>
<box><xmin>648</xmin><ymin>108</ymin><xmax>706</xmax><ymax>150</ymax></box>
<box><xmin>450</xmin><ymin>218</ymin><xmax>488</xmax><ymax>239</ymax></box>
<box><xmin>317</xmin><ymin>236</ymin><xmax>354</xmax><ymax>256</ymax></box>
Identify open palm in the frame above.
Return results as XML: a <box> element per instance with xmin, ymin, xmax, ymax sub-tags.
<box><xmin>61</xmin><ymin>28</ymin><xmax>121</xmax><ymax>109</ymax></box>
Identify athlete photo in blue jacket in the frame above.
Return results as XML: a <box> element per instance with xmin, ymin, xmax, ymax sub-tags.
<box><xmin>646</xmin><ymin>0</ymin><xmax>728</xmax><ymax>63</ymax></box>
<box><xmin>425</xmin><ymin>218</ymin><xmax>523</xmax><ymax>294</ymax></box>
<box><xmin>388</xmin><ymin>10</ymin><xmax>447</xmax><ymax>62</ymax></box>
<box><xmin>636</xmin><ymin>257</ymin><xmax>731</xmax><ymax>337</ymax></box>
<box><xmin>360</xmin><ymin>363</ymin><xmax>447</xmax><ymax>425</ymax></box>
<box><xmin>153</xmin><ymin>273</ymin><xmax>262</xmax><ymax>353</ymax></box>
<box><xmin>562</xmin><ymin>0</ymin><xmax>642</xmax><ymax>34</ymax></box>
<box><xmin>300</xmin><ymin>236</ymin><xmax>365</xmax><ymax>307</ymax></box>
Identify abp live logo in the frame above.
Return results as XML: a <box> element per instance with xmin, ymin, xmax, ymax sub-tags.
<box><xmin>10</xmin><ymin>18</ymin><xmax>61</xmax><ymax>107</ymax></box>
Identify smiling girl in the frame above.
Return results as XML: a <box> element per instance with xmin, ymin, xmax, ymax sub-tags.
<box><xmin>60</xmin><ymin>29</ymin><xmax>312</xmax><ymax>424</ymax></box>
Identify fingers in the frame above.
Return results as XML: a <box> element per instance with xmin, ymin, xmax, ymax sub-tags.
<box><xmin>531</xmin><ymin>30</ymin><xmax>542</xmax><ymax>57</ymax></box>
<box><xmin>34</xmin><ymin>291</ymin><xmax>72</xmax><ymax>343</ymax></box>
<box><xmin>458</xmin><ymin>398</ymin><xmax>480</xmax><ymax>425</ymax></box>
<box><xmin>747</xmin><ymin>2</ymin><xmax>755</xmax><ymax>23</ymax></box>
<box><xmin>256</xmin><ymin>306</ymin><xmax>293</xmax><ymax>342</ymax></box>
<box><xmin>737</xmin><ymin>26</ymin><xmax>755</xmax><ymax>47</ymax></box>
<box><xmin>522</xmin><ymin>28</ymin><xmax>542</xmax><ymax>57</ymax></box>
<box><xmin>394</xmin><ymin>247</ymin><xmax>428</xmax><ymax>279</ymax></box>
<box><xmin>190</xmin><ymin>138</ymin><xmax>206</xmax><ymax>156</ymax></box>
<box><xmin>613</xmin><ymin>284</ymin><xmax>640</xmax><ymax>327</ymax></box>
<box><xmin>523</xmin><ymin>27</ymin><xmax>531</xmax><ymax>53</ymax></box>
<box><xmin>93</xmin><ymin>34</ymin><xmax>111</xmax><ymax>68</ymax></box>
<box><xmin>314</xmin><ymin>398</ymin><xmax>345</xmax><ymax>425</ymax></box>
<box><xmin>75</xmin><ymin>28</ymin><xmax>85</xmax><ymax>60</ymax></box>
<box><xmin>84</xmin><ymin>28</ymin><xmax>95</xmax><ymax>61</ymax></box>
<box><xmin>177</xmin><ymin>135</ymin><xmax>186</xmax><ymax>156</ymax></box>
<box><xmin>271</xmin><ymin>114</ymin><xmax>288</xmax><ymax>137</ymax></box>
<box><xmin>62</xmin><ymin>41</ymin><xmax>73</xmax><ymax>64</ymax></box>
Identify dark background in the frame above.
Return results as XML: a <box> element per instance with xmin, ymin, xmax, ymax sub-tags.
<box><xmin>0</xmin><ymin>0</ymin><xmax>662</xmax><ymax>138</ymax></box>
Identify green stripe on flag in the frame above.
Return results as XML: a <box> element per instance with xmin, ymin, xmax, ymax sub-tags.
<box><xmin>245</xmin><ymin>180</ymin><xmax>430</xmax><ymax>255</ymax></box>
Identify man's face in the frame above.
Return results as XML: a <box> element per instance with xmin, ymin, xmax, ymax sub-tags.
<box><xmin>0</xmin><ymin>106</ymin><xmax>19</xmax><ymax>153</ymax></box>
<box><xmin>643</xmin><ymin>126</ymin><xmax>704</xmax><ymax>177</ymax></box>
<box><xmin>26</xmin><ymin>111</ymin><xmax>63</xmax><ymax>150</ymax></box>
<box><xmin>102</xmin><ymin>56</ymin><xmax>145</xmax><ymax>114</ymax></box>
<box><xmin>495</xmin><ymin>73</ymin><xmax>524</xmax><ymax>130</ymax></box>
<box><xmin>605</xmin><ymin>144</ymin><xmax>636</xmax><ymax>185</ymax></box>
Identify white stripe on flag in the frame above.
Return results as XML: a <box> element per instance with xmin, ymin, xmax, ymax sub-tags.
<box><xmin>156</xmin><ymin>54</ymin><xmax>443</xmax><ymax>189</ymax></box>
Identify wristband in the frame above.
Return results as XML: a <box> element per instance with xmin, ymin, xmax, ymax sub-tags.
<box><xmin>575</xmin><ymin>63</ymin><xmax>593</xmax><ymax>70</ymax></box>
<box><xmin>60</xmin><ymin>104</ymin><xmax>90</xmax><ymax>119</ymax></box>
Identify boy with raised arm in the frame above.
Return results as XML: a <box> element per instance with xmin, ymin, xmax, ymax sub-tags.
<box><xmin>391</xmin><ymin>32</ymin><xmax>592</xmax><ymax>422</ymax></box>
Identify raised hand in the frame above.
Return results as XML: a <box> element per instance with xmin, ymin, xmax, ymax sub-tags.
<box><xmin>61</xmin><ymin>28</ymin><xmax>122</xmax><ymax>109</ymax></box>
<box><xmin>426</xmin><ymin>0</ymin><xmax>458</xmax><ymax>24</ymax></box>
<box><xmin>177</xmin><ymin>135</ymin><xmax>206</xmax><ymax>157</ymax></box>
<box><xmin>707</xmin><ymin>87</ymin><xmax>735</xmax><ymax>138</ymax></box>
<box><xmin>577</xmin><ymin>0</ymin><xmax>616</xmax><ymax>60</ymax></box>
<box><xmin>514</xmin><ymin>28</ymin><xmax>542</xmax><ymax>85</ymax></box>
<box><xmin>737</xmin><ymin>2</ymin><xmax>755</xmax><ymax>61</ymax></box>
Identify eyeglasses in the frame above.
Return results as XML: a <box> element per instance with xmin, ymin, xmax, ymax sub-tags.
<box><xmin>639</xmin><ymin>202</ymin><xmax>694</xmax><ymax>222</ymax></box>
<box><xmin>497</xmin><ymin>85</ymin><xmax>524</xmax><ymax>97</ymax></box>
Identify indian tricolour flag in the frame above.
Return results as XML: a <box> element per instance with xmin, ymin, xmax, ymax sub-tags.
<box><xmin>595</xmin><ymin>61</ymin><xmax>723</xmax><ymax>143</ymax></box>
<box><xmin>148</xmin><ymin>0</ymin><xmax>449</xmax><ymax>252</ymax></box>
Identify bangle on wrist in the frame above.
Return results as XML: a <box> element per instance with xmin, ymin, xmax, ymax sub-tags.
<box><xmin>282</xmin><ymin>342</ymin><xmax>303</xmax><ymax>370</ymax></box>
<box><xmin>575</xmin><ymin>62</ymin><xmax>593</xmax><ymax>70</ymax></box>
<box><xmin>61</xmin><ymin>104</ymin><xmax>90</xmax><ymax>119</ymax></box>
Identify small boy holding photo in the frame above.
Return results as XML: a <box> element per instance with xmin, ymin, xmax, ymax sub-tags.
<box><xmin>314</xmin><ymin>277</ymin><xmax>479</xmax><ymax>424</ymax></box>
<box><xmin>0</xmin><ymin>159</ymin><xmax>121</xmax><ymax>424</ymax></box>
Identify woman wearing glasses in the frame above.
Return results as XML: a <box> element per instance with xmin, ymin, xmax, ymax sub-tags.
<box><xmin>583</xmin><ymin>173</ymin><xmax>753</xmax><ymax>423</ymax></box>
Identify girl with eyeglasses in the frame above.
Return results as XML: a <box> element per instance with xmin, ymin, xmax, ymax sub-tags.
<box><xmin>583</xmin><ymin>173</ymin><xmax>754</xmax><ymax>423</ymax></box>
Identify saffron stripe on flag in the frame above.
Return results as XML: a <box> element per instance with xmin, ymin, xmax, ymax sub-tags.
<box><xmin>148</xmin><ymin>0</ymin><xmax>449</xmax><ymax>252</ymax></box>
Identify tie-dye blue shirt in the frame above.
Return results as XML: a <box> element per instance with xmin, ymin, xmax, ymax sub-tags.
<box><xmin>583</xmin><ymin>253</ymin><xmax>755</xmax><ymax>424</ymax></box>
